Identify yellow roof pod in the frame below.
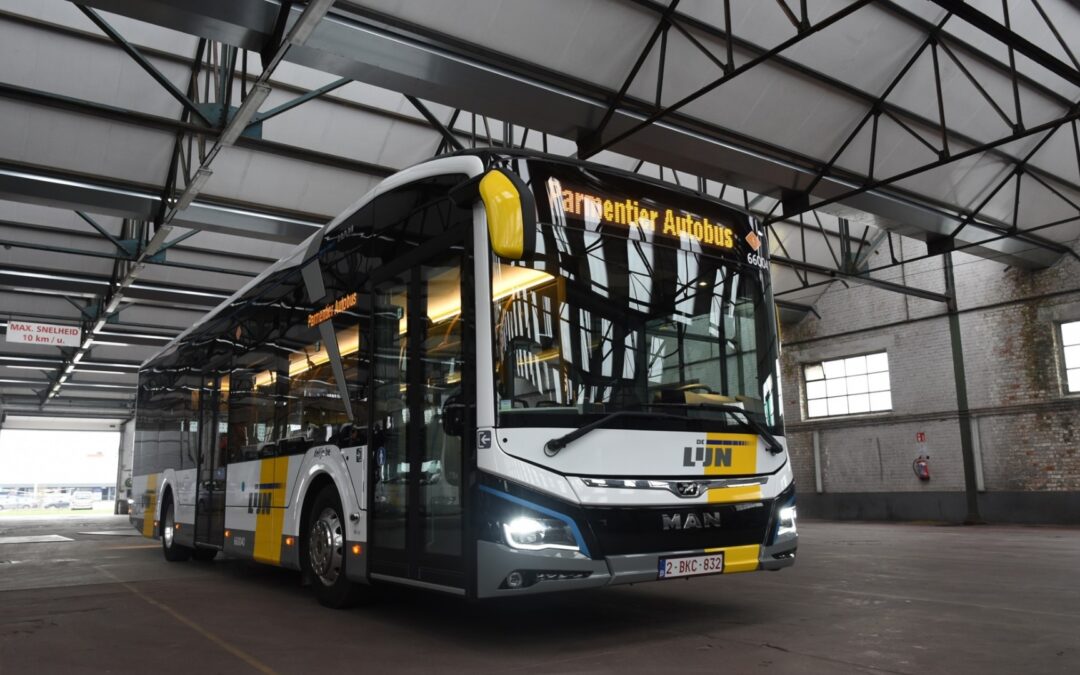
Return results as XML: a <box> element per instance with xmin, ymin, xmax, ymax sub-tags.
<box><xmin>478</xmin><ymin>168</ymin><xmax>536</xmax><ymax>260</ymax></box>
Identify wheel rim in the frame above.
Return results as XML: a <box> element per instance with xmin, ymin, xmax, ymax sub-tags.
<box><xmin>163</xmin><ymin>504</ymin><xmax>175</xmax><ymax>549</ymax></box>
<box><xmin>309</xmin><ymin>506</ymin><xmax>344</xmax><ymax>586</ymax></box>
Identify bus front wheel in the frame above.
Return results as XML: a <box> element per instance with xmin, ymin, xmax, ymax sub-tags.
<box><xmin>304</xmin><ymin>485</ymin><xmax>361</xmax><ymax>608</ymax></box>
<box><xmin>161</xmin><ymin>495</ymin><xmax>191</xmax><ymax>562</ymax></box>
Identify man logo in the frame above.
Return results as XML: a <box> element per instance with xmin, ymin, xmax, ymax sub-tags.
<box><xmin>675</xmin><ymin>482</ymin><xmax>704</xmax><ymax>497</ymax></box>
<box><xmin>662</xmin><ymin>512</ymin><xmax>722</xmax><ymax>530</ymax></box>
<box><xmin>683</xmin><ymin>443</ymin><xmax>734</xmax><ymax>468</ymax></box>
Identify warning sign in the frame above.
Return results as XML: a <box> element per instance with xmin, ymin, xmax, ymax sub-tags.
<box><xmin>4</xmin><ymin>320</ymin><xmax>81</xmax><ymax>347</ymax></box>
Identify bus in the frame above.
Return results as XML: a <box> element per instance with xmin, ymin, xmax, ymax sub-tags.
<box><xmin>130</xmin><ymin>149</ymin><xmax>797</xmax><ymax>606</ymax></box>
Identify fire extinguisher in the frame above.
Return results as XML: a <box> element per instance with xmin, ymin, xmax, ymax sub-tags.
<box><xmin>913</xmin><ymin>455</ymin><xmax>931</xmax><ymax>481</ymax></box>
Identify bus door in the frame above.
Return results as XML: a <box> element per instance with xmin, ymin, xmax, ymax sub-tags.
<box><xmin>368</xmin><ymin>238</ymin><xmax>469</xmax><ymax>591</ymax></box>
<box><xmin>195</xmin><ymin>377</ymin><xmax>226</xmax><ymax>548</ymax></box>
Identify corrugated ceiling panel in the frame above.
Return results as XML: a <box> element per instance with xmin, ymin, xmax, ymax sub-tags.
<box><xmin>0</xmin><ymin>100</ymin><xmax>173</xmax><ymax>185</ymax></box>
<box><xmin>202</xmin><ymin>146</ymin><xmax>381</xmax><ymax>216</ymax></box>
<box><xmin>0</xmin><ymin>13</ymin><xmax>188</xmax><ymax>119</ymax></box>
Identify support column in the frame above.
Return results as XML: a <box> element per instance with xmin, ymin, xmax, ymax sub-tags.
<box><xmin>944</xmin><ymin>253</ymin><xmax>982</xmax><ymax>523</ymax></box>
<box><xmin>812</xmin><ymin>430</ymin><xmax>824</xmax><ymax>493</ymax></box>
<box><xmin>114</xmin><ymin>418</ymin><xmax>135</xmax><ymax>514</ymax></box>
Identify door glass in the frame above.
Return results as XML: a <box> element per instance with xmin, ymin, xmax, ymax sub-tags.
<box><xmin>196</xmin><ymin>379</ymin><xmax>226</xmax><ymax>546</ymax></box>
<box><xmin>418</xmin><ymin>264</ymin><xmax>464</xmax><ymax>559</ymax></box>
<box><xmin>372</xmin><ymin>274</ymin><xmax>409</xmax><ymax>553</ymax></box>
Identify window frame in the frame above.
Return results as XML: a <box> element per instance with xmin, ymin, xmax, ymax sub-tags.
<box><xmin>1059</xmin><ymin>320</ymin><xmax>1080</xmax><ymax>396</ymax></box>
<box><xmin>802</xmin><ymin>350</ymin><xmax>893</xmax><ymax>420</ymax></box>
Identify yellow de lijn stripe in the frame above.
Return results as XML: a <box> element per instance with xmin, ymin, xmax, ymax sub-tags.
<box><xmin>702</xmin><ymin>432</ymin><xmax>758</xmax><ymax>476</ymax></box>
<box><xmin>704</xmin><ymin>544</ymin><xmax>761</xmax><ymax>573</ymax></box>
<box><xmin>703</xmin><ymin>431</ymin><xmax>762</xmax><ymax>503</ymax></box>
<box><xmin>253</xmin><ymin>456</ymin><xmax>289</xmax><ymax>565</ymax></box>
<box><xmin>707</xmin><ymin>484</ymin><xmax>763</xmax><ymax>503</ymax></box>
<box><xmin>142</xmin><ymin>473</ymin><xmax>158</xmax><ymax>538</ymax></box>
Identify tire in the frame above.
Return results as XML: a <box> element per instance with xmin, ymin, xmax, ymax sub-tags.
<box><xmin>192</xmin><ymin>547</ymin><xmax>218</xmax><ymax>562</ymax></box>
<box><xmin>160</xmin><ymin>496</ymin><xmax>191</xmax><ymax>562</ymax></box>
<box><xmin>303</xmin><ymin>486</ymin><xmax>362</xmax><ymax>608</ymax></box>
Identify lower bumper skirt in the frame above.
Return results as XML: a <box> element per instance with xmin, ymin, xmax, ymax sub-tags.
<box><xmin>476</xmin><ymin>535</ymin><xmax>797</xmax><ymax>598</ymax></box>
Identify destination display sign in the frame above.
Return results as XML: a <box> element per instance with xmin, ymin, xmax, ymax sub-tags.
<box><xmin>307</xmin><ymin>291</ymin><xmax>357</xmax><ymax>328</ymax></box>
<box><xmin>527</xmin><ymin>158</ymin><xmax>771</xmax><ymax>274</ymax></box>
<box><xmin>556</xmin><ymin>183</ymin><xmax>736</xmax><ymax>250</ymax></box>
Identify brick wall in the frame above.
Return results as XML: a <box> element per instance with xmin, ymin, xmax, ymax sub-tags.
<box><xmin>779</xmin><ymin>237</ymin><xmax>1080</xmax><ymax>522</ymax></box>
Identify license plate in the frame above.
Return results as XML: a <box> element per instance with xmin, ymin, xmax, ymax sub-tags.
<box><xmin>658</xmin><ymin>552</ymin><xmax>724</xmax><ymax>579</ymax></box>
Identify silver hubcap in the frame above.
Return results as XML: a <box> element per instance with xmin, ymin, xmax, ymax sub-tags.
<box><xmin>309</xmin><ymin>507</ymin><xmax>343</xmax><ymax>586</ymax></box>
<box><xmin>163</xmin><ymin>505</ymin><xmax>175</xmax><ymax>548</ymax></box>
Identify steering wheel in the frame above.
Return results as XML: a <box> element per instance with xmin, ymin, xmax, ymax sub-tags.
<box><xmin>441</xmin><ymin>393</ymin><xmax>465</xmax><ymax>436</ymax></box>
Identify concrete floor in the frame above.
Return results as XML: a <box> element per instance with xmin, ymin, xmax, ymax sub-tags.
<box><xmin>0</xmin><ymin>516</ymin><xmax>1077</xmax><ymax>674</ymax></box>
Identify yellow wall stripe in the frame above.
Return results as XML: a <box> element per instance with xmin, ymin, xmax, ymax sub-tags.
<box><xmin>141</xmin><ymin>473</ymin><xmax>158</xmax><ymax>538</ymax></box>
<box><xmin>253</xmin><ymin>456</ymin><xmax>289</xmax><ymax>565</ymax></box>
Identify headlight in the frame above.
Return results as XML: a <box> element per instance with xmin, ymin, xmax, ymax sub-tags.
<box><xmin>775</xmin><ymin>505</ymin><xmax>797</xmax><ymax>540</ymax></box>
<box><xmin>503</xmin><ymin>516</ymin><xmax>579</xmax><ymax>552</ymax></box>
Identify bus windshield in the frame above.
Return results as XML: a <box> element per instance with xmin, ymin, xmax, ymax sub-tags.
<box><xmin>492</xmin><ymin>177</ymin><xmax>781</xmax><ymax>435</ymax></box>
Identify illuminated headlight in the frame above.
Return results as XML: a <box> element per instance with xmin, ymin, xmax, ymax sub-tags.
<box><xmin>775</xmin><ymin>505</ymin><xmax>797</xmax><ymax>540</ymax></box>
<box><xmin>503</xmin><ymin>516</ymin><xmax>579</xmax><ymax>552</ymax></box>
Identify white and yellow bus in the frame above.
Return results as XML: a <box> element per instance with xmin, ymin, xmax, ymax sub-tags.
<box><xmin>130</xmin><ymin>150</ymin><xmax>797</xmax><ymax>606</ymax></box>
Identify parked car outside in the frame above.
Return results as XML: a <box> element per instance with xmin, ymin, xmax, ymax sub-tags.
<box><xmin>43</xmin><ymin>494</ymin><xmax>72</xmax><ymax>509</ymax></box>
<box><xmin>70</xmin><ymin>490</ymin><xmax>96</xmax><ymax>510</ymax></box>
<box><xmin>0</xmin><ymin>493</ymin><xmax>36</xmax><ymax>510</ymax></box>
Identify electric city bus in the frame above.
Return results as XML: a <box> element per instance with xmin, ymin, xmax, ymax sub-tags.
<box><xmin>130</xmin><ymin>149</ymin><xmax>797</xmax><ymax>606</ymax></box>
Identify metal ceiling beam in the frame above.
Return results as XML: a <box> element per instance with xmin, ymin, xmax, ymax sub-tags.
<box><xmin>0</xmin><ymin>217</ymin><xmax>278</xmax><ymax>268</ymax></box>
<box><xmin>0</xmin><ymin>376</ymin><xmax>136</xmax><ymax>389</ymax></box>
<box><xmin>0</xmin><ymin>161</ymin><xmax>323</xmax><ymax>242</ymax></box>
<box><xmin>74</xmin><ymin>4</ymin><xmax>214</xmax><ymax>126</ymax></box>
<box><xmin>775</xmin><ymin>298</ymin><xmax>820</xmax><ymax>320</ymax></box>
<box><xmin>0</xmin><ymin>235</ymin><xmax>257</xmax><ymax>277</ymax></box>
<box><xmin>927</xmin><ymin>0</ymin><xmax>1080</xmax><ymax>89</ymax></box>
<box><xmin>577</xmin><ymin>0</ymin><xmax>873</xmax><ymax>157</ymax></box>
<box><xmin>624</xmin><ymin>0</ymin><xmax>1080</xmax><ymax>200</ymax></box>
<box><xmin>164</xmin><ymin>0</ymin><xmax>333</xmax><ymax>220</ymax></box>
<box><xmin>406</xmin><ymin>95</ymin><xmax>464</xmax><ymax>152</ymax></box>
<box><xmin>0</xmin><ymin>7</ymin><xmax>450</xmax><ymax>139</ymax></box>
<box><xmin>0</xmin><ymin>264</ymin><xmax>226</xmax><ymax>308</ymax></box>
<box><xmin>36</xmin><ymin>0</ymin><xmax>334</xmax><ymax>405</ymax></box>
<box><xmin>75</xmin><ymin>0</ymin><xmax>1063</xmax><ymax>270</ymax></box>
<box><xmin>0</xmin><ymin>81</ymin><xmax>396</xmax><ymax>181</ymax></box>
<box><xmin>0</xmin><ymin>354</ymin><xmax>140</xmax><ymax>369</ymax></box>
<box><xmin>771</xmin><ymin>255</ymin><xmax>950</xmax><ymax>303</ymax></box>
<box><xmin>252</xmin><ymin>76</ymin><xmax>352</xmax><ymax>124</ymax></box>
<box><xmin>0</xmin><ymin>394</ymin><xmax>134</xmax><ymax>413</ymax></box>
<box><xmin>0</xmin><ymin>298</ymin><xmax>205</xmax><ymax>328</ymax></box>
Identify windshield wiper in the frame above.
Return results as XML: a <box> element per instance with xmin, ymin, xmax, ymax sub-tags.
<box><xmin>543</xmin><ymin>405</ymin><xmax>785</xmax><ymax>457</ymax></box>
<box><xmin>646</xmin><ymin>403</ymin><xmax>785</xmax><ymax>455</ymax></box>
<box><xmin>543</xmin><ymin>410</ymin><xmax>684</xmax><ymax>457</ymax></box>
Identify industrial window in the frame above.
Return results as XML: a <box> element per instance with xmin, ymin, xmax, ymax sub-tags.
<box><xmin>804</xmin><ymin>352</ymin><xmax>891</xmax><ymax>418</ymax></box>
<box><xmin>1063</xmin><ymin>321</ymin><xmax>1080</xmax><ymax>394</ymax></box>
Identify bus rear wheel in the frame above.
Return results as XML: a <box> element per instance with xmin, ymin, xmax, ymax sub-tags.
<box><xmin>304</xmin><ymin>486</ymin><xmax>361</xmax><ymax>608</ymax></box>
<box><xmin>161</xmin><ymin>496</ymin><xmax>191</xmax><ymax>562</ymax></box>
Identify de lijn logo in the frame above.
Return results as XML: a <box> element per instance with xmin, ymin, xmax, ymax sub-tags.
<box><xmin>683</xmin><ymin>440</ymin><xmax>744</xmax><ymax>468</ymax></box>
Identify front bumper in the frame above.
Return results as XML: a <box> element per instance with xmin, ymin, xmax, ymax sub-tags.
<box><xmin>475</xmin><ymin>476</ymin><xmax>797</xmax><ymax>597</ymax></box>
<box><xmin>476</xmin><ymin>535</ymin><xmax>796</xmax><ymax>598</ymax></box>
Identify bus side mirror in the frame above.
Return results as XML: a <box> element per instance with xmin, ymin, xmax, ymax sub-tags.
<box><xmin>478</xmin><ymin>169</ymin><xmax>536</xmax><ymax>260</ymax></box>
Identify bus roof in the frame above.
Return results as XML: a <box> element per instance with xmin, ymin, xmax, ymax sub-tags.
<box><xmin>141</xmin><ymin>149</ymin><xmax>753</xmax><ymax>370</ymax></box>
